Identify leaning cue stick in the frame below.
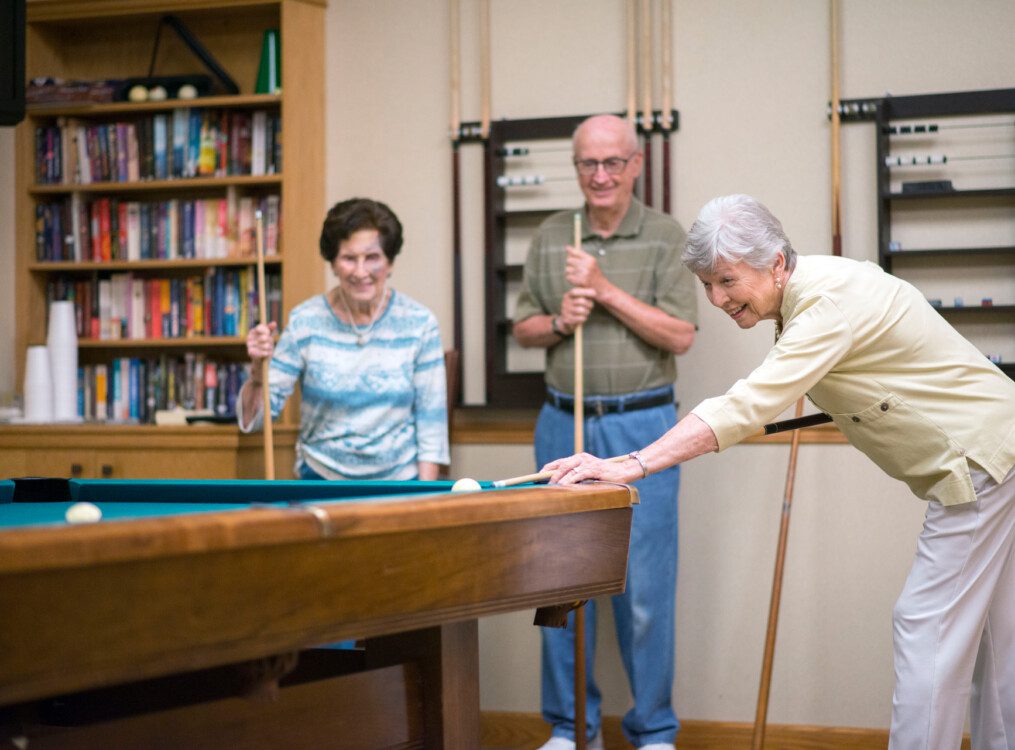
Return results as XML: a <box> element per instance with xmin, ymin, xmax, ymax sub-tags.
<box><xmin>479</xmin><ymin>0</ymin><xmax>491</xmax><ymax>140</ymax></box>
<box><xmin>255</xmin><ymin>210</ymin><xmax>275</xmax><ymax>481</ymax></box>
<box><xmin>449</xmin><ymin>0</ymin><xmax>463</xmax><ymax>385</ymax></box>
<box><xmin>752</xmin><ymin>397</ymin><xmax>806</xmax><ymax>750</ymax></box>
<box><xmin>753</xmin><ymin>5</ymin><xmax>841</xmax><ymax>742</ymax></box>
<box><xmin>492</xmin><ymin>413</ymin><xmax>832</xmax><ymax>488</ymax></box>
<box><xmin>830</xmin><ymin>0</ymin><xmax>842</xmax><ymax>257</ymax></box>
<box><xmin>571</xmin><ymin>212</ymin><xmax>587</xmax><ymax>750</ymax></box>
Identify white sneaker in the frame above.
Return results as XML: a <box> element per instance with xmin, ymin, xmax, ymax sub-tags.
<box><xmin>639</xmin><ymin>744</ymin><xmax>675</xmax><ymax>750</ymax></box>
<box><xmin>537</xmin><ymin>732</ymin><xmax>604</xmax><ymax>750</ymax></box>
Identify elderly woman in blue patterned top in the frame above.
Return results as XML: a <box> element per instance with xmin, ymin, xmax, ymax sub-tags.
<box><xmin>238</xmin><ymin>197</ymin><xmax>449</xmax><ymax>481</ymax></box>
<box><xmin>547</xmin><ymin>194</ymin><xmax>1015</xmax><ymax>750</ymax></box>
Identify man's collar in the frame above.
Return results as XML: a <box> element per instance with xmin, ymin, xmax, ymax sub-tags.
<box><xmin>581</xmin><ymin>198</ymin><xmax>644</xmax><ymax>240</ymax></box>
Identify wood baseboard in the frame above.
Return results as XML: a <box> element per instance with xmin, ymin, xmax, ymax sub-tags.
<box><xmin>481</xmin><ymin>710</ymin><xmax>972</xmax><ymax>749</ymax></box>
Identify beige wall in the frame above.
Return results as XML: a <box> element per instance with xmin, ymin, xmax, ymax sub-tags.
<box><xmin>332</xmin><ymin>0</ymin><xmax>1015</xmax><ymax>730</ymax></box>
<box><xmin>3</xmin><ymin>0</ymin><xmax>1015</xmax><ymax>732</ymax></box>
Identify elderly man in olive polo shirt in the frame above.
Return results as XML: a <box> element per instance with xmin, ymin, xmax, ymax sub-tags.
<box><xmin>513</xmin><ymin>113</ymin><xmax>698</xmax><ymax>750</ymax></box>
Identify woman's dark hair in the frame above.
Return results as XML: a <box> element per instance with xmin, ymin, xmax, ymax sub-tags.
<box><xmin>319</xmin><ymin>198</ymin><xmax>404</xmax><ymax>263</ymax></box>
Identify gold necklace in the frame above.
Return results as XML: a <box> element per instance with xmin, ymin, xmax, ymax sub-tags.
<box><xmin>336</xmin><ymin>286</ymin><xmax>388</xmax><ymax>345</ymax></box>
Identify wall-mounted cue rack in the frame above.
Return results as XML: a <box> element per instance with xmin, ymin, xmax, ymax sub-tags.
<box><xmin>837</xmin><ymin>86</ymin><xmax>1015</xmax><ymax>380</ymax></box>
<box><xmin>456</xmin><ymin>110</ymin><xmax>679</xmax><ymax>409</ymax></box>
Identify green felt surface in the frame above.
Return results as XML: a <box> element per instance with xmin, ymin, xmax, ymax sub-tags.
<box><xmin>1</xmin><ymin>501</ymin><xmax>275</xmax><ymax>528</ymax></box>
<box><xmin>0</xmin><ymin>478</ymin><xmax>527</xmax><ymax>529</ymax></box>
<box><xmin>68</xmin><ymin>478</ymin><xmax>478</xmax><ymax>504</ymax></box>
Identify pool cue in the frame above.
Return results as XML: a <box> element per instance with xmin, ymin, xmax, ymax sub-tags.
<box><xmin>255</xmin><ymin>209</ymin><xmax>275</xmax><ymax>481</ymax></box>
<box><xmin>640</xmin><ymin>0</ymin><xmax>653</xmax><ymax>208</ymax></box>
<box><xmin>753</xmin><ymin>5</ymin><xmax>840</xmax><ymax>742</ymax></box>
<box><xmin>626</xmin><ymin>0</ymin><xmax>637</xmax><ymax>126</ymax></box>
<box><xmin>491</xmin><ymin>413</ymin><xmax>832</xmax><ymax>488</ymax></box>
<box><xmin>573</xmin><ymin>213</ymin><xmax>585</xmax><ymax>451</ymax></box>
<box><xmin>449</xmin><ymin>0</ymin><xmax>463</xmax><ymax>383</ymax></box>
<box><xmin>830</xmin><ymin>0</ymin><xmax>842</xmax><ymax>257</ymax></box>
<box><xmin>571</xmin><ymin>211</ymin><xmax>587</xmax><ymax>750</ymax></box>
<box><xmin>660</xmin><ymin>0</ymin><xmax>673</xmax><ymax>214</ymax></box>
<box><xmin>760</xmin><ymin>411</ymin><xmax>831</xmax><ymax>435</ymax></box>
<box><xmin>479</xmin><ymin>0</ymin><xmax>490</xmax><ymax>140</ymax></box>
<box><xmin>752</xmin><ymin>398</ymin><xmax>806</xmax><ymax>750</ymax></box>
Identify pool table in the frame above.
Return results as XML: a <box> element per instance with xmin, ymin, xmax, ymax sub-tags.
<box><xmin>0</xmin><ymin>477</ymin><xmax>636</xmax><ymax>749</ymax></box>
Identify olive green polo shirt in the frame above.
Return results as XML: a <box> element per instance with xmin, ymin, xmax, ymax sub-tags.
<box><xmin>514</xmin><ymin>199</ymin><xmax>699</xmax><ymax>396</ymax></box>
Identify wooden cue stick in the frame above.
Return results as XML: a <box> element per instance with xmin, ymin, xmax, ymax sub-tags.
<box><xmin>640</xmin><ymin>0</ymin><xmax>651</xmax><ymax>130</ymax></box>
<box><xmin>479</xmin><ymin>0</ymin><xmax>491</xmax><ymax>139</ymax></box>
<box><xmin>491</xmin><ymin>413</ymin><xmax>832</xmax><ymax>488</ymax></box>
<box><xmin>752</xmin><ymin>396</ymin><xmax>806</xmax><ymax>749</ymax></box>
<box><xmin>449</xmin><ymin>0</ymin><xmax>460</xmax><ymax>141</ymax></box>
<box><xmin>254</xmin><ymin>210</ymin><xmax>274</xmax><ymax>481</ymax></box>
<box><xmin>573</xmin><ymin>213</ymin><xmax>585</xmax><ymax>452</ymax></box>
<box><xmin>640</xmin><ymin>0</ymin><xmax>653</xmax><ymax>208</ymax></box>
<box><xmin>660</xmin><ymin>0</ymin><xmax>671</xmax><ymax>131</ymax></box>
<box><xmin>660</xmin><ymin>0</ymin><xmax>673</xmax><ymax>214</ymax></box>
<box><xmin>626</xmin><ymin>0</ymin><xmax>637</xmax><ymax>124</ymax></box>
<box><xmin>571</xmin><ymin>211</ymin><xmax>587</xmax><ymax>750</ymax></box>
<box><xmin>830</xmin><ymin>0</ymin><xmax>843</xmax><ymax>256</ymax></box>
<box><xmin>449</xmin><ymin>0</ymin><xmax>464</xmax><ymax>372</ymax></box>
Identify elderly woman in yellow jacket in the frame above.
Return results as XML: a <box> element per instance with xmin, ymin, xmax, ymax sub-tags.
<box><xmin>547</xmin><ymin>194</ymin><xmax>1015</xmax><ymax>750</ymax></box>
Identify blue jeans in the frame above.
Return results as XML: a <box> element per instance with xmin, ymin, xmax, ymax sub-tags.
<box><xmin>537</xmin><ymin>385</ymin><xmax>680</xmax><ymax>747</ymax></box>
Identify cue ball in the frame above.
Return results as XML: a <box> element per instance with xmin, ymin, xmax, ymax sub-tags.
<box><xmin>65</xmin><ymin>501</ymin><xmax>102</xmax><ymax>524</ymax></box>
<box><xmin>451</xmin><ymin>477</ymin><xmax>482</xmax><ymax>493</ymax></box>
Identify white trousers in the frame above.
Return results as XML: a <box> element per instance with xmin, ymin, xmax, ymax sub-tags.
<box><xmin>890</xmin><ymin>466</ymin><xmax>1015</xmax><ymax>750</ymax></box>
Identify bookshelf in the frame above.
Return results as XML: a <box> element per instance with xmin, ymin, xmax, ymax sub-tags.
<box><xmin>10</xmin><ymin>0</ymin><xmax>325</xmax><ymax>477</ymax></box>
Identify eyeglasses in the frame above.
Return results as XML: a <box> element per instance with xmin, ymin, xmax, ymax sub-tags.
<box><xmin>573</xmin><ymin>153</ymin><xmax>637</xmax><ymax>176</ymax></box>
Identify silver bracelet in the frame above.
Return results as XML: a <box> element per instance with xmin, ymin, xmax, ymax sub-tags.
<box><xmin>629</xmin><ymin>450</ymin><xmax>649</xmax><ymax>479</ymax></box>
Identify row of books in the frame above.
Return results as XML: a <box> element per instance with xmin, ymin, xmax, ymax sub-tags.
<box><xmin>78</xmin><ymin>355</ymin><xmax>247</xmax><ymax>424</ymax></box>
<box><xmin>36</xmin><ymin>108</ymin><xmax>282</xmax><ymax>185</ymax></box>
<box><xmin>35</xmin><ymin>193</ymin><xmax>281</xmax><ymax>263</ymax></box>
<box><xmin>46</xmin><ymin>268</ymin><xmax>282</xmax><ymax>340</ymax></box>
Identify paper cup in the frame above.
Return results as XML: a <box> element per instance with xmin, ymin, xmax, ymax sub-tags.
<box><xmin>23</xmin><ymin>345</ymin><xmax>54</xmax><ymax>423</ymax></box>
<box><xmin>47</xmin><ymin>301</ymin><xmax>80</xmax><ymax>421</ymax></box>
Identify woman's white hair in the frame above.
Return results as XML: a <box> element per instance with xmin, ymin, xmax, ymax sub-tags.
<box><xmin>682</xmin><ymin>194</ymin><xmax>796</xmax><ymax>274</ymax></box>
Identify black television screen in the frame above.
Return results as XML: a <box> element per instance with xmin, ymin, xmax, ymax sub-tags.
<box><xmin>0</xmin><ymin>0</ymin><xmax>26</xmax><ymax>127</ymax></box>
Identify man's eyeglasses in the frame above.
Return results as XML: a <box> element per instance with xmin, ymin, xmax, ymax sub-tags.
<box><xmin>573</xmin><ymin>154</ymin><xmax>636</xmax><ymax>176</ymax></box>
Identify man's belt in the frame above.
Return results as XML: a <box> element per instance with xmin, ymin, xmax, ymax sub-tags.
<box><xmin>546</xmin><ymin>388</ymin><xmax>674</xmax><ymax>416</ymax></box>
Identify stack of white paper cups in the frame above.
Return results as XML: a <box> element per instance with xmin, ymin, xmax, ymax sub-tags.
<box><xmin>23</xmin><ymin>345</ymin><xmax>54</xmax><ymax>422</ymax></box>
<box><xmin>47</xmin><ymin>300</ymin><xmax>79</xmax><ymax>421</ymax></box>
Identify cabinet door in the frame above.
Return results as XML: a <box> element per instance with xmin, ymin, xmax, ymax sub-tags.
<box><xmin>100</xmin><ymin>448</ymin><xmax>237</xmax><ymax>479</ymax></box>
<box><xmin>24</xmin><ymin>449</ymin><xmax>96</xmax><ymax>478</ymax></box>
<box><xmin>0</xmin><ymin>449</ymin><xmax>28</xmax><ymax>478</ymax></box>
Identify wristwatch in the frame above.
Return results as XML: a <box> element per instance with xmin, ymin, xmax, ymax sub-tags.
<box><xmin>551</xmin><ymin>316</ymin><xmax>571</xmax><ymax>338</ymax></box>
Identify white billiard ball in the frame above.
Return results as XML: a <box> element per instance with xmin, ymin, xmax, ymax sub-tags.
<box><xmin>177</xmin><ymin>83</ymin><xmax>198</xmax><ymax>100</ymax></box>
<box><xmin>147</xmin><ymin>85</ymin><xmax>168</xmax><ymax>102</ymax></box>
<box><xmin>65</xmin><ymin>501</ymin><xmax>102</xmax><ymax>524</ymax></box>
<box><xmin>450</xmin><ymin>477</ymin><xmax>482</xmax><ymax>493</ymax></box>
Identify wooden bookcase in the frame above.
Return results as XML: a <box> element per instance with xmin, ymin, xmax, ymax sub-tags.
<box><xmin>10</xmin><ymin>0</ymin><xmax>324</xmax><ymax>477</ymax></box>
